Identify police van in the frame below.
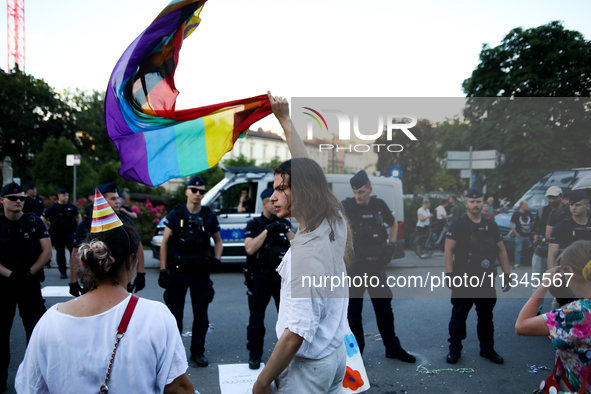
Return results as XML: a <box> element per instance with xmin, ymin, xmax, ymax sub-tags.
<box><xmin>152</xmin><ymin>166</ymin><xmax>406</xmax><ymax>264</ymax></box>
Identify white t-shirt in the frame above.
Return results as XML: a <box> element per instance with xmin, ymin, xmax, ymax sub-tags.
<box><xmin>276</xmin><ymin>214</ymin><xmax>349</xmax><ymax>360</ymax></box>
<box><xmin>417</xmin><ymin>207</ymin><xmax>431</xmax><ymax>227</ymax></box>
<box><xmin>436</xmin><ymin>205</ymin><xmax>447</xmax><ymax>220</ymax></box>
<box><xmin>16</xmin><ymin>295</ymin><xmax>188</xmax><ymax>394</ymax></box>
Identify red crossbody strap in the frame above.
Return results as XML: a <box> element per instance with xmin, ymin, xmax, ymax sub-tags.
<box><xmin>117</xmin><ymin>294</ymin><xmax>139</xmax><ymax>334</ymax></box>
<box><xmin>578</xmin><ymin>360</ymin><xmax>591</xmax><ymax>394</ymax></box>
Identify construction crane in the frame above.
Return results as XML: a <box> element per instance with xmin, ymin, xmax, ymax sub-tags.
<box><xmin>6</xmin><ymin>0</ymin><xmax>25</xmax><ymax>72</ymax></box>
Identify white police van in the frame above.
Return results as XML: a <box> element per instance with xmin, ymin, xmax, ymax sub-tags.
<box><xmin>152</xmin><ymin>166</ymin><xmax>406</xmax><ymax>264</ymax></box>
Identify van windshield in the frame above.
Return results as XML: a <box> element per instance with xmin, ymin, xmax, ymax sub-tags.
<box><xmin>512</xmin><ymin>190</ymin><xmax>547</xmax><ymax>212</ymax></box>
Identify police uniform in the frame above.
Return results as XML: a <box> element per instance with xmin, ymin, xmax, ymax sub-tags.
<box><xmin>244</xmin><ymin>188</ymin><xmax>292</xmax><ymax>368</ymax></box>
<box><xmin>0</xmin><ymin>183</ymin><xmax>49</xmax><ymax>391</ymax></box>
<box><xmin>342</xmin><ymin>170</ymin><xmax>415</xmax><ymax>363</ymax></box>
<box><xmin>23</xmin><ymin>184</ymin><xmax>45</xmax><ymax>217</ymax></box>
<box><xmin>548</xmin><ymin>190</ymin><xmax>591</xmax><ymax>306</ymax></box>
<box><xmin>42</xmin><ymin>189</ymin><xmax>79</xmax><ymax>277</ymax></box>
<box><xmin>160</xmin><ymin>176</ymin><xmax>221</xmax><ymax>365</ymax></box>
<box><xmin>446</xmin><ymin>188</ymin><xmax>505</xmax><ymax>365</ymax></box>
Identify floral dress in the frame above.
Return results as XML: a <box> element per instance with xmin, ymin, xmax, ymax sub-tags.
<box><xmin>544</xmin><ymin>299</ymin><xmax>591</xmax><ymax>393</ymax></box>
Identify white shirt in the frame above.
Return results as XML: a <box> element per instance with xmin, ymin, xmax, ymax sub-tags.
<box><xmin>417</xmin><ymin>207</ymin><xmax>431</xmax><ymax>227</ymax></box>
<box><xmin>16</xmin><ymin>295</ymin><xmax>188</xmax><ymax>394</ymax></box>
<box><xmin>276</xmin><ymin>213</ymin><xmax>349</xmax><ymax>360</ymax></box>
<box><xmin>436</xmin><ymin>205</ymin><xmax>447</xmax><ymax>220</ymax></box>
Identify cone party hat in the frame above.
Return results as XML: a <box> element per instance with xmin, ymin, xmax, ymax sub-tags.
<box><xmin>91</xmin><ymin>189</ymin><xmax>123</xmax><ymax>233</ymax></box>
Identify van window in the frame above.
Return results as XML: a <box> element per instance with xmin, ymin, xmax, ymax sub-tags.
<box><xmin>512</xmin><ymin>190</ymin><xmax>547</xmax><ymax>212</ymax></box>
<box><xmin>214</xmin><ymin>183</ymin><xmax>258</xmax><ymax>214</ymax></box>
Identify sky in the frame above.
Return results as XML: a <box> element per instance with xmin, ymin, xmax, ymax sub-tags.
<box><xmin>2</xmin><ymin>0</ymin><xmax>591</xmax><ymax>133</ymax></box>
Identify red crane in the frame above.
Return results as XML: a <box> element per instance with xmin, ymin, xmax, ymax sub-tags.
<box><xmin>6</xmin><ymin>0</ymin><xmax>25</xmax><ymax>72</ymax></box>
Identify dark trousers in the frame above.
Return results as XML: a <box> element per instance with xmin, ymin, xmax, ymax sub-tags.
<box><xmin>51</xmin><ymin>232</ymin><xmax>74</xmax><ymax>274</ymax></box>
<box><xmin>163</xmin><ymin>270</ymin><xmax>214</xmax><ymax>357</ymax></box>
<box><xmin>0</xmin><ymin>276</ymin><xmax>46</xmax><ymax>387</ymax></box>
<box><xmin>448</xmin><ymin>295</ymin><xmax>497</xmax><ymax>352</ymax></box>
<box><xmin>247</xmin><ymin>273</ymin><xmax>281</xmax><ymax>359</ymax></box>
<box><xmin>348</xmin><ymin>269</ymin><xmax>401</xmax><ymax>355</ymax></box>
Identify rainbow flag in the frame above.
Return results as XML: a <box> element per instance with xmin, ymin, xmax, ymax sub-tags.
<box><xmin>105</xmin><ymin>0</ymin><xmax>272</xmax><ymax>187</ymax></box>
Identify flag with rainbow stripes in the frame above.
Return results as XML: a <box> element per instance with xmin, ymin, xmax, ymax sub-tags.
<box><xmin>105</xmin><ymin>0</ymin><xmax>272</xmax><ymax>187</ymax></box>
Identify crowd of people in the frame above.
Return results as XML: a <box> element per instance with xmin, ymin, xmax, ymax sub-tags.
<box><xmin>2</xmin><ymin>93</ymin><xmax>591</xmax><ymax>393</ymax></box>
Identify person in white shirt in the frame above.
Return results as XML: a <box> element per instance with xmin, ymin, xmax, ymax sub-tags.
<box><xmin>416</xmin><ymin>198</ymin><xmax>435</xmax><ymax>258</ymax></box>
<box><xmin>16</xmin><ymin>199</ymin><xmax>193</xmax><ymax>394</ymax></box>
<box><xmin>253</xmin><ymin>95</ymin><xmax>351</xmax><ymax>394</ymax></box>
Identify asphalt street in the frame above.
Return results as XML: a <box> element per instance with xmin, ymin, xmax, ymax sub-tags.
<box><xmin>5</xmin><ymin>250</ymin><xmax>555</xmax><ymax>393</ymax></box>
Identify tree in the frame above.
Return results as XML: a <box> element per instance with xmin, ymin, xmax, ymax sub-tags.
<box><xmin>457</xmin><ymin>22</ymin><xmax>591</xmax><ymax>201</ymax></box>
<box><xmin>376</xmin><ymin>119</ymin><xmax>441</xmax><ymax>194</ymax></box>
<box><xmin>223</xmin><ymin>154</ymin><xmax>257</xmax><ymax>167</ymax></box>
<box><xmin>31</xmin><ymin>137</ymin><xmax>98</xmax><ymax>199</ymax></box>
<box><xmin>0</xmin><ymin>67</ymin><xmax>76</xmax><ymax>181</ymax></box>
<box><xmin>462</xmin><ymin>21</ymin><xmax>591</xmax><ymax>98</ymax></box>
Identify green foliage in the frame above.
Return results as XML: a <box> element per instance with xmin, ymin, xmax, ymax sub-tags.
<box><xmin>376</xmin><ymin>119</ymin><xmax>441</xmax><ymax>194</ymax></box>
<box><xmin>31</xmin><ymin>137</ymin><xmax>98</xmax><ymax>199</ymax></box>
<box><xmin>0</xmin><ymin>67</ymin><xmax>76</xmax><ymax>181</ymax></box>
<box><xmin>463</xmin><ymin>21</ymin><xmax>591</xmax><ymax>98</ymax></box>
<box><xmin>259</xmin><ymin>156</ymin><xmax>283</xmax><ymax>169</ymax></box>
<box><xmin>431</xmin><ymin>173</ymin><xmax>458</xmax><ymax>191</ymax></box>
<box><xmin>223</xmin><ymin>154</ymin><xmax>256</xmax><ymax>167</ymax></box>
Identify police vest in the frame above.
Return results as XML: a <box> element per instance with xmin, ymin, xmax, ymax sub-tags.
<box><xmin>344</xmin><ymin>197</ymin><xmax>388</xmax><ymax>246</ymax></box>
<box><xmin>0</xmin><ymin>213</ymin><xmax>42</xmax><ymax>270</ymax></box>
<box><xmin>455</xmin><ymin>215</ymin><xmax>498</xmax><ymax>273</ymax></box>
<box><xmin>50</xmin><ymin>204</ymin><xmax>78</xmax><ymax>232</ymax></box>
<box><xmin>247</xmin><ymin>217</ymin><xmax>291</xmax><ymax>271</ymax></box>
<box><xmin>168</xmin><ymin>206</ymin><xmax>212</xmax><ymax>269</ymax></box>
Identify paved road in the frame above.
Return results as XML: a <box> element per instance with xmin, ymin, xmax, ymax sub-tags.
<box><xmin>6</xmin><ymin>251</ymin><xmax>555</xmax><ymax>393</ymax></box>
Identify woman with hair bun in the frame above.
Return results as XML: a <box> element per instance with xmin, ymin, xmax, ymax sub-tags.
<box><xmin>516</xmin><ymin>240</ymin><xmax>591</xmax><ymax>393</ymax></box>
<box><xmin>16</xmin><ymin>191</ymin><xmax>194</xmax><ymax>394</ymax></box>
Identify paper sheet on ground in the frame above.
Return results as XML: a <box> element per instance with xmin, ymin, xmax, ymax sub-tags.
<box><xmin>218</xmin><ymin>363</ymin><xmax>265</xmax><ymax>394</ymax></box>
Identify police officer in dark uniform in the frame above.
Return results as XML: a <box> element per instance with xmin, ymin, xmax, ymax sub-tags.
<box><xmin>158</xmin><ymin>175</ymin><xmax>223</xmax><ymax>368</ymax></box>
<box><xmin>68</xmin><ymin>183</ymin><xmax>146</xmax><ymax>296</ymax></box>
<box><xmin>23</xmin><ymin>184</ymin><xmax>45</xmax><ymax>217</ymax></box>
<box><xmin>243</xmin><ymin>187</ymin><xmax>294</xmax><ymax>370</ymax></box>
<box><xmin>0</xmin><ymin>182</ymin><xmax>52</xmax><ymax>392</ymax></box>
<box><xmin>41</xmin><ymin>188</ymin><xmax>81</xmax><ymax>279</ymax></box>
<box><xmin>342</xmin><ymin>170</ymin><xmax>415</xmax><ymax>363</ymax></box>
<box><xmin>445</xmin><ymin>187</ymin><xmax>511</xmax><ymax>365</ymax></box>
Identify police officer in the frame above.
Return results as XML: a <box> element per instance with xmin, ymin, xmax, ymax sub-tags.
<box><xmin>23</xmin><ymin>184</ymin><xmax>45</xmax><ymax>217</ymax></box>
<box><xmin>445</xmin><ymin>187</ymin><xmax>511</xmax><ymax>365</ymax></box>
<box><xmin>243</xmin><ymin>187</ymin><xmax>294</xmax><ymax>370</ymax></box>
<box><xmin>0</xmin><ymin>182</ymin><xmax>52</xmax><ymax>392</ymax></box>
<box><xmin>68</xmin><ymin>183</ymin><xmax>146</xmax><ymax>296</ymax></box>
<box><xmin>41</xmin><ymin>188</ymin><xmax>81</xmax><ymax>279</ymax></box>
<box><xmin>342</xmin><ymin>170</ymin><xmax>415</xmax><ymax>363</ymax></box>
<box><xmin>158</xmin><ymin>175</ymin><xmax>223</xmax><ymax>368</ymax></box>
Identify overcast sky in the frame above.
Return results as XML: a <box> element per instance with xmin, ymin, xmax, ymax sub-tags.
<box><xmin>2</xmin><ymin>0</ymin><xmax>590</xmax><ymax>132</ymax></box>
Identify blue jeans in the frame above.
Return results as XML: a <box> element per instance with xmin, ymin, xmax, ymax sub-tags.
<box><xmin>514</xmin><ymin>236</ymin><xmax>532</xmax><ymax>266</ymax></box>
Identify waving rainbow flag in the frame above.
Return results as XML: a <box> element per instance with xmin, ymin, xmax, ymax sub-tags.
<box><xmin>105</xmin><ymin>0</ymin><xmax>272</xmax><ymax>187</ymax></box>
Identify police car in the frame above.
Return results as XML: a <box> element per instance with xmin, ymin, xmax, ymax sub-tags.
<box><xmin>152</xmin><ymin>166</ymin><xmax>406</xmax><ymax>264</ymax></box>
<box><xmin>494</xmin><ymin>168</ymin><xmax>591</xmax><ymax>263</ymax></box>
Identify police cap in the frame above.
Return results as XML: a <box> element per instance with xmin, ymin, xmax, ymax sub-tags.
<box><xmin>1</xmin><ymin>182</ymin><xmax>23</xmax><ymax>197</ymax></box>
<box><xmin>569</xmin><ymin>190</ymin><xmax>589</xmax><ymax>204</ymax></box>
<box><xmin>26</xmin><ymin>183</ymin><xmax>35</xmax><ymax>191</ymax></box>
<box><xmin>465</xmin><ymin>188</ymin><xmax>483</xmax><ymax>199</ymax></box>
<box><xmin>187</xmin><ymin>175</ymin><xmax>205</xmax><ymax>187</ymax></box>
<box><xmin>97</xmin><ymin>182</ymin><xmax>118</xmax><ymax>195</ymax></box>
<box><xmin>57</xmin><ymin>188</ymin><xmax>68</xmax><ymax>195</ymax></box>
<box><xmin>260</xmin><ymin>187</ymin><xmax>274</xmax><ymax>200</ymax></box>
<box><xmin>350</xmin><ymin>170</ymin><xmax>370</xmax><ymax>190</ymax></box>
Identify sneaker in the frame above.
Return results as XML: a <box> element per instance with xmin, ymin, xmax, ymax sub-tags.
<box><xmin>190</xmin><ymin>354</ymin><xmax>209</xmax><ymax>367</ymax></box>
<box><xmin>480</xmin><ymin>349</ymin><xmax>504</xmax><ymax>364</ymax></box>
<box><xmin>421</xmin><ymin>253</ymin><xmax>429</xmax><ymax>259</ymax></box>
<box><xmin>513</xmin><ymin>264</ymin><xmax>520</xmax><ymax>269</ymax></box>
<box><xmin>386</xmin><ymin>348</ymin><xmax>416</xmax><ymax>363</ymax></box>
<box><xmin>60</xmin><ymin>272</ymin><xmax>67</xmax><ymax>279</ymax></box>
<box><xmin>446</xmin><ymin>350</ymin><xmax>461</xmax><ymax>364</ymax></box>
<box><xmin>249</xmin><ymin>357</ymin><xmax>261</xmax><ymax>370</ymax></box>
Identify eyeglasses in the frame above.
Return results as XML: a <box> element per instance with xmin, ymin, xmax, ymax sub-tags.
<box><xmin>5</xmin><ymin>196</ymin><xmax>26</xmax><ymax>202</ymax></box>
<box><xmin>188</xmin><ymin>188</ymin><xmax>206</xmax><ymax>195</ymax></box>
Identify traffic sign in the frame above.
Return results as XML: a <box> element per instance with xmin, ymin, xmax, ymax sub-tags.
<box><xmin>446</xmin><ymin>151</ymin><xmax>470</xmax><ymax>161</ymax></box>
<box><xmin>447</xmin><ymin>161</ymin><xmax>470</xmax><ymax>170</ymax></box>
<box><xmin>66</xmin><ymin>154</ymin><xmax>81</xmax><ymax>167</ymax></box>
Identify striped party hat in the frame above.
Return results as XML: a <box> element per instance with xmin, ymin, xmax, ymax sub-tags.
<box><xmin>91</xmin><ymin>189</ymin><xmax>123</xmax><ymax>233</ymax></box>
